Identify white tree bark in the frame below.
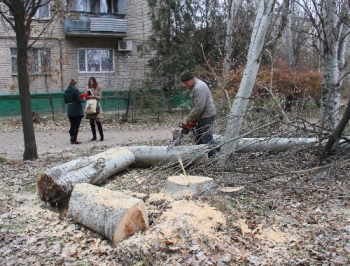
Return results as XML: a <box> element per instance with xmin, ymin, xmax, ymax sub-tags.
<box><xmin>302</xmin><ymin>0</ymin><xmax>350</xmax><ymax>130</ymax></box>
<box><xmin>319</xmin><ymin>0</ymin><xmax>341</xmax><ymax>129</ymax></box>
<box><xmin>223</xmin><ymin>0</ymin><xmax>243</xmax><ymax>73</ymax></box>
<box><xmin>36</xmin><ymin>147</ymin><xmax>135</xmax><ymax>204</ymax></box>
<box><xmin>284</xmin><ymin>12</ymin><xmax>294</xmax><ymax>67</ymax></box>
<box><xmin>127</xmin><ymin>137</ymin><xmax>323</xmax><ymax>166</ymax></box>
<box><xmin>125</xmin><ymin>145</ymin><xmax>208</xmax><ymax>167</ymax></box>
<box><xmin>68</xmin><ymin>183</ymin><xmax>149</xmax><ymax>244</ymax></box>
<box><xmin>235</xmin><ymin>137</ymin><xmax>319</xmax><ymax>152</ymax></box>
<box><xmin>218</xmin><ymin>0</ymin><xmax>277</xmax><ymax>166</ymax></box>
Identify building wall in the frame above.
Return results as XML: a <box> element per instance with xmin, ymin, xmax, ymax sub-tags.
<box><xmin>0</xmin><ymin>0</ymin><xmax>152</xmax><ymax>95</ymax></box>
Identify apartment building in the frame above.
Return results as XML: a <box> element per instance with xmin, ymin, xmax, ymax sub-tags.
<box><xmin>0</xmin><ymin>0</ymin><xmax>152</xmax><ymax>95</ymax></box>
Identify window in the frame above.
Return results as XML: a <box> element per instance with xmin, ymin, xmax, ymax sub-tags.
<box><xmin>8</xmin><ymin>1</ymin><xmax>50</xmax><ymax>19</ymax></box>
<box><xmin>78</xmin><ymin>49</ymin><xmax>114</xmax><ymax>73</ymax></box>
<box><xmin>76</xmin><ymin>0</ymin><xmax>125</xmax><ymax>14</ymax></box>
<box><xmin>33</xmin><ymin>2</ymin><xmax>50</xmax><ymax>19</ymax></box>
<box><xmin>11</xmin><ymin>48</ymin><xmax>51</xmax><ymax>75</ymax></box>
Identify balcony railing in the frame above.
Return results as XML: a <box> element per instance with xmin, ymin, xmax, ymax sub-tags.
<box><xmin>64</xmin><ymin>12</ymin><xmax>127</xmax><ymax>37</ymax></box>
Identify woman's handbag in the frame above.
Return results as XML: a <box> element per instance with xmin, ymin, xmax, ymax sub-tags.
<box><xmin>84</xmin><ymin>99</ymin><xmax>100</xmax><ymax>115</ymax></box>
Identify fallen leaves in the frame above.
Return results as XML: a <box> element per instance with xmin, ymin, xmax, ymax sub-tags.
<box><xmin>0</xmin><ymin>116</ymin><xmax>349</xmax><ymax>265</ymax></box>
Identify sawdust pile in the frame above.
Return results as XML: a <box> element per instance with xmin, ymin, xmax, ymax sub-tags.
<box><xmin>114</xmin><ymin>193</ymin><xmax>239</xmax><ymax>265</ymax></box>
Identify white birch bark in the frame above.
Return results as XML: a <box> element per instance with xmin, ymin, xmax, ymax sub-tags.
<box><xmin>68</xmin><ymin>183</ymin><xmax>149</xmax><ymax>244</ymax></box>
<box><xmin>319</xmin><ymin>0</ymin><xmax>341</xmax><ymax>129</ymax></box>
<box><xmin>284</xmin><ymin>12</ymin><xmax>294</xmax><ymax>67</ymax></box>
<box><xmin>218</xmin><ymin>0</ymin><xmax>277</xmax><ymax>166</ymax></box>
<box><xmin>36</xmin><ymin>147</ymin><xmax>135</xmax><ymax>204</ymax></box>
<box><xmin>223</xmin><ymin>0</ymin><xmax>243</xmax><ymax>73</ymax></box>
<box><xmin>125</xmin><ymin>145</ymin><xmax>208</xmax><ymax>167</ymax></box>
<box><xmin>234</xmin><ymin>137</ymin><xmax>320</xmax><ymax>152</ymax></box>
<box><xmin>318</xmin><ymin>0</ymin><xmax>350</xmax><ymax>129</ymax></box>
<box><xmin>129</xmin><ymin>137</ymin><xmax>324</xmax><ymax>165</ymax></box>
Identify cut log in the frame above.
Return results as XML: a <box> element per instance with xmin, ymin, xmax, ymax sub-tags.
<box><xmin>165</xmin><ymin>175</ymin><xmax>215</xmax><ymax>197</ymax></box>
<box><xmin>126</xmin><ymin>137</ymin><xmax>320</xmax><ymax>167</ymax></box>
<box><xmin>125</xmin><ymin>145</ymin><xmax>208</xmax><ymax>167</ymax></box>
<box><xmin>235</xmin><ymin>137</ymin><xmax>319</xmax><ymax>152</ymax></box>
<box><xmin>36</xmin><ymin>147</ymin><xmax>135</xmax><ymax>204</ymax></box>
<box><xmin>68</xmin><ymin>183</ymin><xmax>149</xmax><ymax>244</ymax></box>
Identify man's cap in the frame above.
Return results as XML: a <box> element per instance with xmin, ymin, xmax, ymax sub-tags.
<box><xmin>180</xmin><ymin>70</ymin><xmax>195</xmax><ymax>82</ymax></box>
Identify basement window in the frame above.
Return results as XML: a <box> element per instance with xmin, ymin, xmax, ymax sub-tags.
<box><xmin>11</xmin><ymin>48</ymin><xmax>51</xmax><ymax>75</ymax></box>
<box><xmin>78</xmin><ymin>49</ymin><xmax>114</xmax><ymax>73</ymax></box>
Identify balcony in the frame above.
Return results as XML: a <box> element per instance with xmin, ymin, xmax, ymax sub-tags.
<box><xmin>64</xmin><ymin>12</ymin><xmax>127</xmax><ymax>38</ymax></box>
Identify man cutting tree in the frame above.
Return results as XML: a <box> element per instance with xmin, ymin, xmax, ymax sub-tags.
<box><xmin>180</xmin><ymin>70</ymin><xmax>217</xmax><ymax>158</ymax></box>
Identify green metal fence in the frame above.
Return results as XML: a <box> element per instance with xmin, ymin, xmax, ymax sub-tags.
<box><xmin>0</xmin><ymin>90</ymin><xmax>190</xmax><ymax>118</ymax></box>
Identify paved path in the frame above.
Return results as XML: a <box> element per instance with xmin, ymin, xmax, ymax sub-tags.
<box><xmin>0</xmin><ymin>128</ymin><xmax>173</xmax><ymax>160</ymax></box>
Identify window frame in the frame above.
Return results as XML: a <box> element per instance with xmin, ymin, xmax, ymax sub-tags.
<box><xmin>8</xmin><ymin>1</ymin><xmax>51</xmax><ymax>20</ymax></box>
<box><xmin>76</xmin><ymin>0</ymin><xmax>126</xmax><ymax>14</ymax></box>
<box><xmin>33</xmin><ymin>2</ymin><xmax>51</xmax><ymax>20</ymax></box>
<box><xmin>78</xmin><ymin>48</ymin><xmax>115</xmax><ymax>73</ymax></box>
<box><xmin>10</xmin><ymin>47</ymin><xmax>52</xmax><ymax>76</ymax></box>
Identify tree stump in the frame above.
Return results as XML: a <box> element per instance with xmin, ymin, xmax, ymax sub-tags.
<box><xmin>165</xmin><ymin>175</ymin><xmax>215</xmax><ymax>197</ymax></box>
<box><xmin>68</xmin><ymin>183</ymin><xmax>149</xmax><ymax>244</ymax></box>
<box><xmin>36</xmin><ymin>147</ymin><xmax>135</xmax><ymax>204</ymax></box>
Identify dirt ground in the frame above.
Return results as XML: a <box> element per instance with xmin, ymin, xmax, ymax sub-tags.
<box><xmin>0</xmin><ymin>118</ymin><xmax>174</xmax><ymax>160</ymax></box>
<box><xmin>0</xmin><ymin>115</ymin><xmax>350</xmax><ymax>265</ymax></box>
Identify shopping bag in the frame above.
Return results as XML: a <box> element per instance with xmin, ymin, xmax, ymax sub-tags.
<box><xmin>84</xmin><ymin>99</ymin><xmax>98</xmax><ymax>114</ymax></box>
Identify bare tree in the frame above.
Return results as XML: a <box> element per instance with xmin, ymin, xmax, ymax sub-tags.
<box><xmin>218</xmin><ymin>0</ymin><xmax>290</xmax><ymax>166</ymax></box>
<box><xmin>0</xmin><ymin>0</ymin><xmax>64</xmax><ymax>160</ymax></box>
<box><xmin>298</xmin><ymin>0</ymin><xmax>350</xmax><ymax>129</ymax></box>
<box><xmin>223</xmin><ymin>0</ymin><xmax>243</xmax><ymax>74</ymax></box>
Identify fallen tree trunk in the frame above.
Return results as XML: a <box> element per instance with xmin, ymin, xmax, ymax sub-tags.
<box><xmin>126</xmin><ymin>138</ymin><xmax>320</xmax><ymax>167</ymax></box>
<box><xmin>68</xmin><ymin>183</ymin><xmax>149</xmax><ymax>244</ymax></box>
<box><xmin>235</xmin><ymin>137</ymin><xmax>319</xmax><ymax>152</ymax></box>
<box><xmin>36</xmin><ymin>147</ymin><xmax>135</xmax><ymax>204</ymax></box>
<box><xmin>125</xmin><ymin>145</ymin><xmax>208</xmax><ymax>167</ymax></box>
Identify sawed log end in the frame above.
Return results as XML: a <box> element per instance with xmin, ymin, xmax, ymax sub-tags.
<box><xmin>36</xmin><ymin>173</ymin><xmax>68</xmax><ymax>205</ymax></box>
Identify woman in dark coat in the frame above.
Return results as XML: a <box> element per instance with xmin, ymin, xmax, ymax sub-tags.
<box><xmin>64</xmin><ymin>79</ymin><xmax>85</xmax><ymax>144</ymax></box>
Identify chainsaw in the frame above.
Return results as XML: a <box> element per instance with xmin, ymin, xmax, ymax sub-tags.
<box><xmin>167</xmin><ymin>120</ymin><xmax>197</xmax><ymax>150</ymax></box>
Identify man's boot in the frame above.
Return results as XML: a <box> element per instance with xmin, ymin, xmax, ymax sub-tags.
<box><xmin>90</xmin><ymin>122</ymin><xmax>97</xmax><ymax>141</ymax></box>
<box><xmin>96</xmin><ymin>121</ymin><xmax>104</xmax><ymax>141</ymax></box>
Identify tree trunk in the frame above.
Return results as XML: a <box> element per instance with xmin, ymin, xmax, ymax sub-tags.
<box><xmin>235</xmin><ymin>137</ymin><xmax>319</xmax><ymax>152</ymax></box>
<box><xmin>318</xmin><ymin>0</ymin><xmax>350</xmax><ymax>130</ymax></box>
<box><xmin>125</xmin><ymin>145</ymin><xmax>208</xmax><ymax>167</ymax></box>
<box><xmin>284</xmin><ymin>12</ymin><xmax>294</xmax><ymax>68</ymax></box>
<box><xmin>319</xmin><ymin>100</ymin><xmax>350</xmax><ymax>161</ymax></box>
<box><xmin>36</xmin><ymin>147</ymin><xmax>135</xmax><ymax>204</ymax></box>
<box><xmin>126</xmin><ymin>137</ymin><xmax>321</xmax><ymax>167</ymax></box>
<box><xmin>68</xmin><ymin>183</ymin><xmax>149</xmax><ymax>244</ymax></box>
<box><xmin>16</xmin><ymin>22</ymin><xmax>38</xmax><ymax>160</ymax></box>
<box><xmin>218</xmin><ymin>0</ymin><xmax>277</xmax><ymax>167</ymax></box>
<box><xmin>223</xmin><ymin>0</ymin><xmax>243</xmax><ymax>74</ymax></box>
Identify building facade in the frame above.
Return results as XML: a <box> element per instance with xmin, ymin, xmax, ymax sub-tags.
<box><xmin>0</xmin><ymin>0</ymin><xmax>152</xmax><ymax>95</ymax></box>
